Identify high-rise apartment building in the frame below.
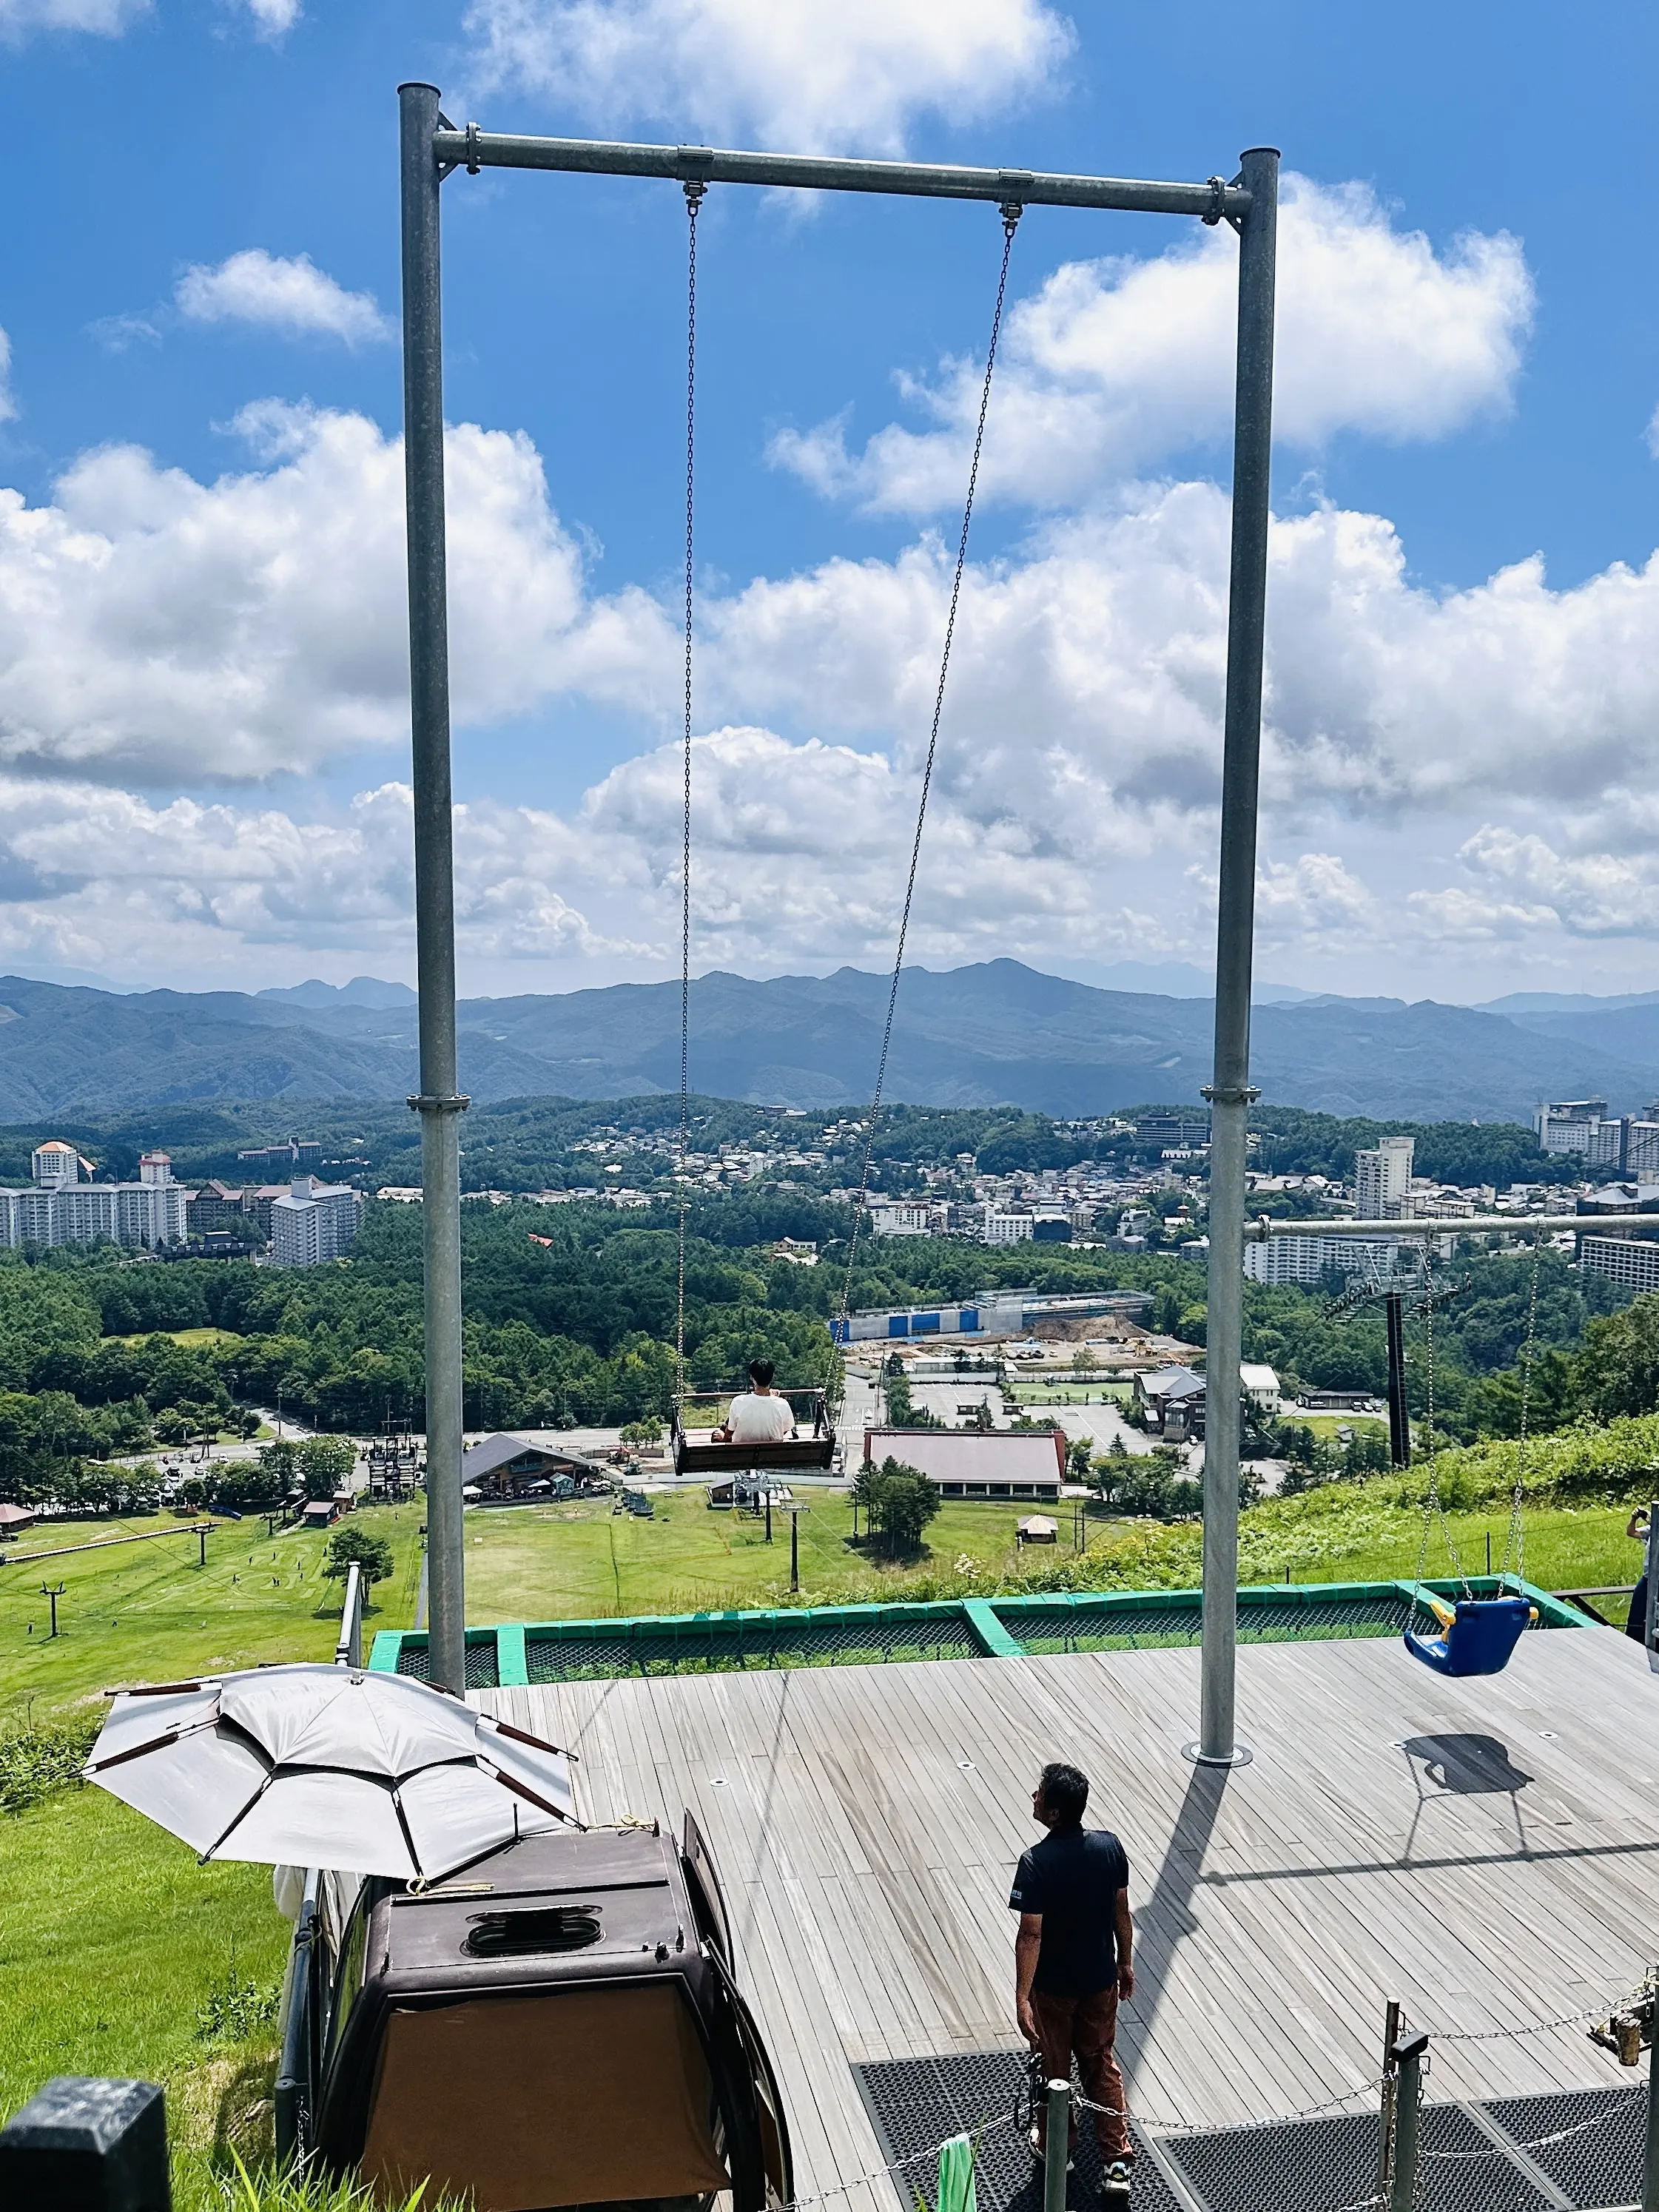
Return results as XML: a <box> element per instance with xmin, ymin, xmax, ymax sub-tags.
<box><xmin>1581</xmin><ymin>1235</ymin><xmax>1659</xmax><ymax>1298</ymax></box>
<box><xmin>269</xmin><ymin>1176</ymin><xmax>365</xmax><ymax>1267</ymax></box>
<box><xmin>1353</xmin><ymin>1135</ymin><xmax>1414</xmax><ymax>1218</ymax></box>
<box><xmin>1244</xmin><ymin>1235</ymin><xmax>1401</xmax><ymax>1285</ymax></box>
<box><xmin>0</xmin><ymin>1142</ymin><xmax>186</xmax><ymax>1250</ymax></box>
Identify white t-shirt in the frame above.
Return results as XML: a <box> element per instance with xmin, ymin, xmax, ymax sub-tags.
<box><xmin>725</xmin><ymin>1392</ymin><xmax>797</xmax><ymax>1443</ymax></box>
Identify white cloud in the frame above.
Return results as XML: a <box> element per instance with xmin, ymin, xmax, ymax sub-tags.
<box><xmin>175</xmin><ymin>251</ymin><xmax>388</xmax><ymax>345</ymax></box>
<box><xmin>0</xmin><ymin>0</ymin><xmax>145</xmax><ymax>35</ymax></box>
<box><xmin>0</xmin><ymin>402</ymin><xmax>664</xmax><ymax>782</ymax></box>
<box><xmin>239</xmin><ymin>0</ymin><xmax>299</xmax><ymax>36</ymax></box>
<box><xmin>1418</xmin><ymin>828</ymin><xmax>1659</xmax><ymax>943</ymax></box>
<box><xmin>772</xmin><ymin>177</ymin><xmax>1534</xmax><ymax>511</ymax></box>
<box><xmin>0</xmin><ymin>776</ymin><xmax>650</xmax><ymax>977</ymax></box>
<box><xmin>461</xmin><ymin>0</ymin><xmax>1074</xmax><ymax>155</ymax></box>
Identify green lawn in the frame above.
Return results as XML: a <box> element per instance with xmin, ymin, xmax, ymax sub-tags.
<box><xmin>110</xmin><ymin>1326</ymin><xmax>246</xmax><ymax>1351</ymax></box>
<box><xmin>0</xmin><ymin>1505</ymin><xmax>424</xmax><ymax>1728</ymax></box>
<box><xmin>461</xmin><ymin>1491</ymin><xmax>1077</xmax><ymax>1619</ymax></box>
<box><xmin>0</xmin><ymin>1782</ymin><xmax>288</xmax><ymax>2211</ymax></box>
<box><xmin>458</xmin><ymin>1488</ymin><xmax>1645</xmax><ymax>1622</ymax></box>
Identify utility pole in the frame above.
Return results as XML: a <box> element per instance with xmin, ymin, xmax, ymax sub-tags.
<box><xmin>39</xmin><ymin>1582</ymin><xmax>65</xmax><ymax>1639</ymax></box>
<box><xmin>1385</xmin><ymin>1292</ymin><xmax>1411</xmax><ymax>1467</ymax></box>
<box><xmin>1194</xmin><ymin>145</ymin><xmax>1279</xmax><ymax>1771</ymax></box>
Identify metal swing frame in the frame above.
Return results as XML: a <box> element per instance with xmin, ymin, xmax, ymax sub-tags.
<box><xmin>397</xmin><ymin>86</ymin><xmax>1281</xmax><ymax>1759</ymax></box>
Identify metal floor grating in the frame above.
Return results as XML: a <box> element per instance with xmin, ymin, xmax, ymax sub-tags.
<box><xmin>854</xmin><ymin>2052</ymin><xmax>1643</xmax><ymax>2212</ymax></box>
<box><xmin>855</xmin><ymin>2051</ymin><xmax>1183</xmax><ymax>2212</ymax></box>
<box><xmin>1484</xmin><ymin>2085</ymin><xmax>1646</xmax><ymax>2211</ymax></box>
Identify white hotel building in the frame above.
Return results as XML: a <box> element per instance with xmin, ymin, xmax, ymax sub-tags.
<box><xmin>0</xmin><ymin>1142</ymin><xmax>187</xmax><ymax>1250</ymax></box>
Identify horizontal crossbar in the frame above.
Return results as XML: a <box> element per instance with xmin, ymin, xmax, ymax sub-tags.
<box><xmin>1247</xmin><ymin>1213</ymin><xmax>1604</xmax><ymax>1239</ymax></box>
<box><xmin>429</xmin><ymin>126</ymin><xmax>1255</xmax><ymax>220</ymax></box>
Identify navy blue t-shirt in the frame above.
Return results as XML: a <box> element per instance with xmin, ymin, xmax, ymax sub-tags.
<box><xmin>1009</xmin><ymin>1826</ymin><xmax>1129</xmax><ymax>1997</ymax></box>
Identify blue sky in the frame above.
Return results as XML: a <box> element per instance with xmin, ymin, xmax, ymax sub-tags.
<box><xmin>4</xmin><ymin>0</ymin><xmax>1659</xmax><ymax>1004</ymax></box>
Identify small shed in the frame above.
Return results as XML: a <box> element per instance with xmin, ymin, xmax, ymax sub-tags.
<box><xmin>300</xmin><ymin>1499</ymin><xmax>339</xmax><ymax>1529</ymax></box>
<box><xmin>1016</xmin><ymin>1514</ymin><xmax>1058</xmax><ymax>1545</ymax></box>
<box><xmin>0</xmin><ymin>1502</ymin><xmax>36</xmax><ymax>1538</ymax></box>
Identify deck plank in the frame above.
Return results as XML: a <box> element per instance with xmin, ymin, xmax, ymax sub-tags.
<box><xmin>477</xmin><ymin>1623</ymin><xmax>1656</xmax><ymax>2203</ymax></box>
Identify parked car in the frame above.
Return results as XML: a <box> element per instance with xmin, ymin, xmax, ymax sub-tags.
<box><xmin>276</xmin><ymin>1815</ymin><xmax>791</xmax><ymax>2212</ymax></box>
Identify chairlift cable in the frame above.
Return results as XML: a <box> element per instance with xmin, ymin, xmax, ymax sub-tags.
<box><xmin>832</xmin><ymin>202</ymin><xmax>1023</xmax><ymax>1372</ymax></box>
<box><xmin>676</xmin><ymin>181</ymin><xmax>706</xmax><ymax>1415</ymax></box>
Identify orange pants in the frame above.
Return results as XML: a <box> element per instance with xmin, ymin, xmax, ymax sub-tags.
<box><xmin>1031</xmin><ymin>1986</ymin><xmax>1131</xmax><ymax>2160</ymax></box>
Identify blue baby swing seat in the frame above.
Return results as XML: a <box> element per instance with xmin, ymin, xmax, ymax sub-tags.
<box><xmin>1404</xmin><ymin>1594</ymin><xmax>1534</xmax><ymax>1678</ymax></box>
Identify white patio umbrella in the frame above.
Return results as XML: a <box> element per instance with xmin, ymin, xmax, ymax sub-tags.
<box><xmin>85</xmin><ymin>1663</ymin><xmax>579</xmax><ymax>1884</ymax></box>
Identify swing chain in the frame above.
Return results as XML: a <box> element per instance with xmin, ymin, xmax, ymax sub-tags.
<box><xmin>674</xmin><ymin>178</ymin><xmax>706</xmax><ymax>1417</ymax></box>
<box><xmin>1501</xmin><ymin>1228</ymin><xmax>1544</xmax><ymax>1585</ymax></box>
<box><xmin>832</xmin><ymin>203</ymin><xmax>1022</xmax><ymax>1393</ymax></box>
<box><xmin>1414</xmin><ymin>1261</ymin><xmax>1473</xmax><ymax>1599</ymax></box>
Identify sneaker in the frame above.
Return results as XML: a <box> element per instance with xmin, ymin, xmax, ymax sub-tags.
<box><xmin>1100</xmin><ymin>2157</ymin><xmax>1133</xmax><ymax>2199</ymax></box>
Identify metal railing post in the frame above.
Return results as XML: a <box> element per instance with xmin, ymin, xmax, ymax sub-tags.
<box><xmin>1643</xmin><ymin>1971</ymin><xmax>1659</xmax><ymax>2212</ymax></box>
<box><xmin>400</xmin><ymin>80</ymin><xmax>467</xmax><ymax>1697</ymax></box>
<box><xmin>334</xmin><ymin>1559</ymin><xmax>364</xmax><ymax>1669</ymax></box>
<box><xmin>1388</xmin><ymin>2030</ymin><xmax>1428</xmax><ymax>2212</ymax></box>
<box><xmin>1043</xmin><ymin>2079</ymin><xmax>1071</xmax><ymax>2212</ymax></box>
<box><xmin>1375</xmin><ymin>2000</ymin><xmax>1401</xmax><ymax>2206</ymax></box>
<box><xmin>1196</xmin><ymin>144</ymin><xmax>1279</xmax><ymax>1769</ymax></box>
<box><xmin>1644</xmin><ymin>1502</ymin><xmax>1658</xmax><ymax>1661</ymax></box>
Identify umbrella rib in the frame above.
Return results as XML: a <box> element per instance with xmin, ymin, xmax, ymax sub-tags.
<box><xmin>390</xmin><ymin>1786</ymin><xmax>426</xmax><ymax>1884</ymax></box>
<box><xmin>198</xmin><ymin>1767</ymin><xmax>278</xmax><ymax>1864</ymax></box>
<box><xmin>491</xmin><ymin>1765</ymin><xmax>581</xmax><ymax>1828</ymax></box>
<box><xmin>487</xmin><ymin>1716</ymin><xmax>579</xmax><ymax>1761</ymax></box>
<box><xmin>87</xmin><ymin>1713</ymin><xmax>221</xmax><ymax>1773</ymax></box>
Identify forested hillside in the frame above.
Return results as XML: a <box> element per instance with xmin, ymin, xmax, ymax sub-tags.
<box><xmin>0</xmin><ymin>1195</ymin><xmax>1652</xmax><ymax>1508</ymax></box>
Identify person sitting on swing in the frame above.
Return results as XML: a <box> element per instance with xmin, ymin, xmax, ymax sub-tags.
<box><xmin>713</xmin><ymin>1360</ymin><xmax>797</xmax><ymax>1445</ymax></box>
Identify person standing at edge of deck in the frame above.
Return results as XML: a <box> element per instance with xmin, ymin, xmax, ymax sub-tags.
<box><xmin>1626</xmin><ymin>1505</ymin><xmax>1652</xmax><ymax>1642</ymax></box>
<box><xmin>1010</xmin><ymin>1761</ymin><xmax>1135</xmax><ymax>2196</ymax></box>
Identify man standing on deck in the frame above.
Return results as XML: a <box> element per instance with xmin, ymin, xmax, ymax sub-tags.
<box><xmin>1010</xmin><ymin>1761</ymin><xmax>1135</xmax><ymax>2199</ymax></box>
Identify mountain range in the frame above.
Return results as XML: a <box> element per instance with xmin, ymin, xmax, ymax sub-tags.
<box><xmin>2</xmin><ymin>962</ymin><xmax>1658</xmax><ymax>1124</ymax></box>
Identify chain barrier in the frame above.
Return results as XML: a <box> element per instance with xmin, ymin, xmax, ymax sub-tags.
<box><xmin>1073</xmin><ymin>2073</ymin><xmax>1387</xmax><ymax>2139</ymax></box>
<box><xmin>1418</xmin><ymin>2083</ymin><xmax>1646</xmax><ymax>2161</ymax></box>
<box><xmin>775</xmin><ymin>2107</ymin><xmax>1017</xmax><ymax>2212</ymax></box>
<box><xmin>1432</xmin><ymin>1979</ymin><xmax>1652</xmax><ymax>2043</ymax></box>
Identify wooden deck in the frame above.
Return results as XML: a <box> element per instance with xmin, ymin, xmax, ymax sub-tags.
<box><xmin>477</xmin><ymin>1623</ymin><xmax>1659</xmax><ymax>2211</ymax></box>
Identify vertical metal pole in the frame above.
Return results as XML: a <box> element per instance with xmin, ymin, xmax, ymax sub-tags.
<box><xmin>1388</xmin><ymin>2032</ymin><xmax>1427</xmax><ymax>2212</ymax></box>
<box><xmin>790</xmin><ymin>1508</ymin><xmax>800</xmax><ymax>1593</ymax></box>
<box><xmin>1643</xmin><ymin>1975</ymin><xmax>1659</xmax><ymax>2212</ymax></box>
<box><xmin>1645</xmin><ymin>1501</ymin><xmax>1658</xmax><ymax>1659</ymax></box>
<box><xmin>1043</xmin><ymin>2080</ymin><xmax>1070</xmax><ymax>2212</ymax></box>
<box><xmin>1195</xmin><ymin>145</ymin><xmax>1279</xmax><ymax>1768</ymax></box>
<box><xmin>1375</xmin><ymin>2000</ymin><xmax>1401</xmax><ymax>2207</ymax></box>
<box><xmin>400</xmin><ymin>81</ymin><xmax>467</xmax><ymax>1696</ymax></box>
<box><xmin>1385</xmin><ymin>1292</ymin><xmax>1411</xmax><ymax>1467</ymax></box>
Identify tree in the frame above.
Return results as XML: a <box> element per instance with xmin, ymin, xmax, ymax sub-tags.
<box><xmin>1572</xmin><ymin>1298</ymin><xmax>1659</xmax><ymax>1423</ymax></box>
<box><xmin>1066</xmin><ymin>1435</ymin><xmax>1094</xmax><ymax>1481</ymax></box>
<box><xmin>324</xmin><ymin>1520</ymin><xmax>395</xmax><ymax>1588</ymax></box>
<box><xmin>619</xmin><ymin>1416</ymin><xmax>664</xmax><ymax>1446</ymax></box>
<box><xmin>297</xmin><ymin>1435</ymin><xmax>356</xmax><ymax>1500</ymax></box>
<box><xmin>869</xmin><ymin>1457</ymin><xmax>940</xmax><ymax>1557</ymax></box>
